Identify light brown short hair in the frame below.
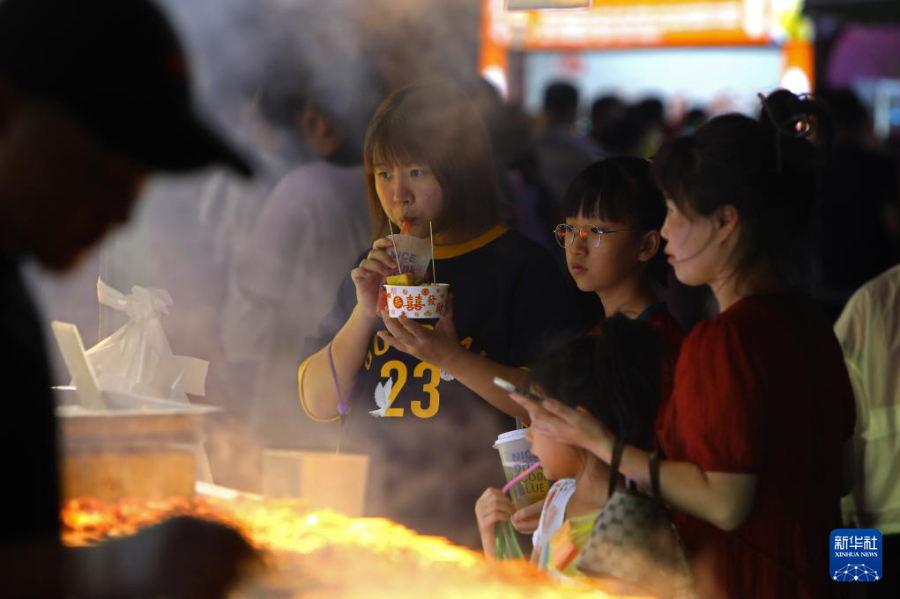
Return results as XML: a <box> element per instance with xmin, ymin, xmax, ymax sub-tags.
<box><xmin>363</xmin><ymin>80</ymin><xmax>505</xmax><ymax>239</ymax></box>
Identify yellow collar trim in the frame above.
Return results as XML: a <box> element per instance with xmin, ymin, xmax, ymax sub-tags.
<box><xmin>433</xmin><ymin>225</ymin><xmax>509</xmax><ymax>260</ymax></box>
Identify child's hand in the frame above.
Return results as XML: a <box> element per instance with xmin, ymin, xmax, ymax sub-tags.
<box><xmin>475</xmin><ymin>487</ymin><xmax>516</xmax><ymax>559</ymax></box>
<box><xmin>351</xmin><ymin>238</ymin><xmax>396</xmax><ymax>317</ymax></box>
<box><xmin>511</xmin><ymin>498</ymin><xmax>544</xmax><ymax>535</ymax></box>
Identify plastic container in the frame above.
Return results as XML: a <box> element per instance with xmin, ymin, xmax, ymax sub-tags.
<box><xmin>493</xmin><ymin>429</ymin><xmax>550</xmax><ymax>510</ymax></box>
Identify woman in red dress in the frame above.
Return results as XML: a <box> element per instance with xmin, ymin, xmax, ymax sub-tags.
<box><xmin>510</xmin><ymin>90</ymin><xmax>855</xmax><ymax>598</ymax></box>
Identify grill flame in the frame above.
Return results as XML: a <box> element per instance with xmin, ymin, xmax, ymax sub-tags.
<box><xmin>62</xmin><ymin>497</ymin><xmax>648</xmax><ymax>599</ymax></box>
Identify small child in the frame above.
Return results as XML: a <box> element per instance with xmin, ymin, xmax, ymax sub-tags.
<box><xmin>475</xmin><ymin>315</ymin><xmax>662</xmax><ymax>578</ymax></box>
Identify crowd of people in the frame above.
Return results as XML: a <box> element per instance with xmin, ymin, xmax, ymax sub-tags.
<box><xmin>4</xmin><ymin>0</ymin><xmax>900</xmax><ymax>597</ymax></box>
<box><xmin>291</xmin><ymin>80</ymin><xmax>900</xmax><ymax>598</ymax></box>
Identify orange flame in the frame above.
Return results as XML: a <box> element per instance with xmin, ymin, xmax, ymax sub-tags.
<box><xmin>62</xmin><ymin>497</ymin><xmax>650</xmax><ymax>598</ymax></box>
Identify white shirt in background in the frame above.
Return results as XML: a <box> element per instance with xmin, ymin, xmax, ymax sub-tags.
<box><xmin>835</xmin><ymin>263</ymin><xmax>900</xmax><ymax>534</ymax></box>
<box><xmin>222</xmin><ymin>160</ymin><xmax>371</xmax><ymax>446</ymax></box>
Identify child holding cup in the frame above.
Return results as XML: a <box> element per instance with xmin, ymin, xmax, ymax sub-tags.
<box><xmin>476</xmin><ymin>315</ymin><xmax>663</xmax><ymax>580</ymax></box>
<box><xmin>297</xmin><ymin>80</ymin><xmax>578</xmax><ymax>547</ymax></box>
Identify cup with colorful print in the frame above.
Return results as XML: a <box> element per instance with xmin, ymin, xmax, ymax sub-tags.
<box><xmin>383</xmin><ymin>283</ymin><xmax>449</xmax><ymax>319</ymax></box>
<box><xmin>493</xmin><ymin>429</ymin><xmax>550</xmax><ymax>510</ymax></box>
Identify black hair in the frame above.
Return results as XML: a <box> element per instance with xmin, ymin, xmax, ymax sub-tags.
<box><xmin>528</xmin><ymin>315</ymin><xmax>662</xmax><ymax>451</ymax></box>
<box><xmin>652</xmin><ymin>89</ymin><xmax>824</xmax><ymax>288</ymax></box>
<box><xmin>543</xmin><ymin>82</ymin><xmax>579</xmax><ymax>122</ymax></box>
<box><xmin>562</xmin><ymin>157</ymin><xmax>668</xmax><ymax>284</ymax></box>
<box><xmin>816</xmin><ymin>88</ymin><xmax>866</xmax><ymax>135</ymax></box>
<box><xmin>591</xmin><ymin>95</ymin><xmax>623</xmax><ymax>122</ymax></box>
<box><xmin>633</xmin><ymin>97</ymin><xmax>665</xmax><ymax>125</ymax></box>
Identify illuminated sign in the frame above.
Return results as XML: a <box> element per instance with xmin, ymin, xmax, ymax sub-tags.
<box><xmin>507</xmin><ymin>0</ymin><xmax>592</xmax><ymax>9</ymax></box>
<box><xmin>486</xmin><ymin>0</ymin><xmax>775</xmax><ymax>49</ymax></box>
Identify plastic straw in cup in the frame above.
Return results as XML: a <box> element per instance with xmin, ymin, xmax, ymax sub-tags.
<box><xmin>429</xmin><ymin>221</ymin><xmax>436</xmax><ymax>284</ymax></box>
<box><xmin>387</xmin><ymin>220</ymin><xmax>402</xmax><ymax>274</ymax></box>
<box><xmin>501</xmin><ymin>461</ymin><xmax>541</xmax><ymax>495</ymax></box>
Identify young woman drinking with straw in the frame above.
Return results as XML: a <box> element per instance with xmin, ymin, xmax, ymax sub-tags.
<box><xmin>296</xmin><ymin>80</ymin><xmax>578</xmax><ymax>547</ymax></box>
<box><xmin>510</xmin><ymin>90</ymin><xmax>855</xmax><ymax>598</ymax></box>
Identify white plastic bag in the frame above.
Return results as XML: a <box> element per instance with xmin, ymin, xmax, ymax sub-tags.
<box><xmin>84</xmin><ymin>278</ymin><xmax>208</xmax><ymax>403</ymax></box>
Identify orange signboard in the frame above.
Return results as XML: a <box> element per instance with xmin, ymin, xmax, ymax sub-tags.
<box><xmin>507</xmin><ymin>0</ymin><xmax>592</xmax><ymax>8</ymax></box>
<box><xmin>485</xmin><ymin>0</ymin><xmax>772</xmax><ymax>51</ymax></box>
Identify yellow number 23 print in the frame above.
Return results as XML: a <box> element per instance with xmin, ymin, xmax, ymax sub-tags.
<box><xmin>378</xmin><ymin>360</ymin><xmax>441</xmax><ymax>419</ymax></box>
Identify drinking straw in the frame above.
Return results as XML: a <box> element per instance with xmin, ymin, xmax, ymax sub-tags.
<box><xmin>502</xmin><ymin>461</ymin><xmax>541</xmax><ymax>495</ymax></box>
<box><xmin>387</xmin><ymin>220</ymin><xmax>402</xmax><ymax>274</ymax></box>
<box><xmin>429</xmin><ymin>221</ymin><xmax>436</xmax><ymax>283</ymax></box>
<box><xmin>401</xmin><ymin>218</ymin><xmax>411</xmax><ymax>235</ymax></box>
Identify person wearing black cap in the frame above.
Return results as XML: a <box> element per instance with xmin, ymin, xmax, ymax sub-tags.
<box><xmin>0</xmin><ymin>0</ymin><xmax>257</xmax><ymax>597</ymax></box>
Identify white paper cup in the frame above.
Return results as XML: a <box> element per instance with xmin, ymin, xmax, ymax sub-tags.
<box><xmin>384</xmin><ymin>284</ymin><xmax>449</xmax><ymax>319</ymax></box>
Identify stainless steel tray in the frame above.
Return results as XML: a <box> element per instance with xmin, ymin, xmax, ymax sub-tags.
<box><xmin>56</xmin><ymin>388</ymin><xmax>221</xmax><ymax>450</ymax></box>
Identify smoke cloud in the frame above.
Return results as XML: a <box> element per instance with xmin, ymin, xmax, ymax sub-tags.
<box><xmin>30</xmin><ymin>0</ymin><xmax>488</xmax><ymax>506</ymax></box>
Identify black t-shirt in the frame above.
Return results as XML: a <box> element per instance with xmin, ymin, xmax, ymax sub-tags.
<box><xmin>299</xmin><ymin>226</ymin><xmax>578</xmax><ymax>547</ymax></box>
<box><xmin>0</xmin><ymin>255</ymin><xmax>61</xmax><ymax>544</ymax></box>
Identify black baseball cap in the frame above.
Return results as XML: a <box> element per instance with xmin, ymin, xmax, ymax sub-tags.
<box><xmin>0</xmin><ymin>0</ymin><xmax>253</xmax><ymax>177</ymax></box>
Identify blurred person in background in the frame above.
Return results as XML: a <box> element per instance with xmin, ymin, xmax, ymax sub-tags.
<box><xmin>630</xmin><ymin>97</ymin><xmax>667</xmax><ymax>157</ymax></box>
<box><xmin>0</xmin><ymin>0</ymin><xmax>258</xmax><ymax>596</ymax></box>
<box><xmin>601</xmin><ymin>97</ymin><xmax>670</xmax><ymax>159</ymax></box>
<box><xmin>815</xmin><ymin>88</ymin><xmax>899</xmax><ymax>321</ymax></box>
<box><xmin>468</xmin><ymin>78</ymin><xmax>600</xmax><ymax>330</ymax></box>
<box><xmin>678</xmin><ymin>107</ymin><xmax>709</xmax><ymax>137</ymax></box>
<box><xmin>198</xmin><ymin>37</ymin><xmax>326</xmax><ymax>283</ymax></box>
<box><xmin>535</xmin><ymin>81</ymin><xmax>600</xmax><ymax>205</ymax></box>
<box><xmin>225</xmin><ymin>69</ymin><xmax>384</xmax><ymax>459</ymax></box>
<box><xmin>467</xmin><ymin>77</ymin><xmax>560</xmax><ymax>252</ymax></box>
<box><xmin>834</xmin><ymin>261</ymin><xmax>900</xmax><ymax>599</ymax></box>
<box><xmin>589</xmin><ymin>95</ymin><xmax>626</xmax><ymax>155</ymax></box>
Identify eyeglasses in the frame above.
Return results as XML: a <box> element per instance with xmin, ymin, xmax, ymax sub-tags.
<box><xmin>553</xmin><ymin>224</ymin><xmax>634</xmax><ymax>249</ymax></box>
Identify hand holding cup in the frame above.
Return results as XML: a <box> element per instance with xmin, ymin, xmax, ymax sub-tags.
<box><xmin>475</xmin><ymin>487</ymin><xmax>516</xmax><ymax>558</ymax></box>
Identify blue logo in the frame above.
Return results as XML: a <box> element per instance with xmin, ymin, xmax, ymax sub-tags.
<box><xmin>830</xmin><ymin>529</ymin><xmax>882</xmax><ymax>582</ymax></box>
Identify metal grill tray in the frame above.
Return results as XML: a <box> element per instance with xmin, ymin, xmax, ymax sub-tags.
<box><xmin>56</xmin><ymin>388</ymin><xmax>221</xmax><ymax>450</ymax></box>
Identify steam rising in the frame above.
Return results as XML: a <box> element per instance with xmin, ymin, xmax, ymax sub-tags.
<box><xmin>29</xmin><ymin>0</ymin><xmax>486</xmax><ymax>512</ymax></box>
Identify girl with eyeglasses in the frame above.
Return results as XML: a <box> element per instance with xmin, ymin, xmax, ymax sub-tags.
<box><xmin>556</xmin><ymin>157</ymin><xmax>684</xmax><ymax>396</ymax></box>
<box><xmin>295</xmin><ymin>80</ymin><xmax>578</xmax><ymax>547</ymax></box>
<box><xmin>511</xmin><ymin>90</ymin><xmax>855</xmax><ymax>599</ymax></box>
